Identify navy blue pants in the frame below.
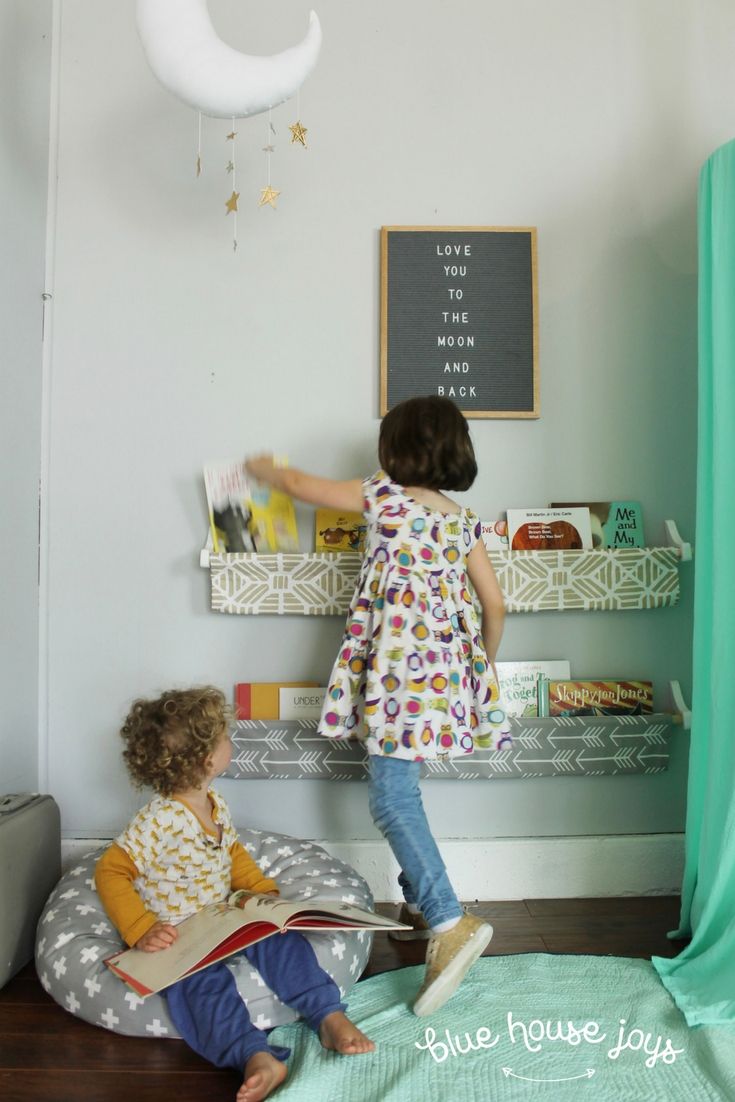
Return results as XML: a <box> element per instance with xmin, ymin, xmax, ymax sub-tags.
<box><xmin>163</xmin><ymin>930</ymin><xmax>345</xmax><ymax>1070</ymax></box>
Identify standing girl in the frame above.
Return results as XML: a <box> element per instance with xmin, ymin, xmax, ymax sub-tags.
<box><xmin>246</xmin><ymin>396</ymin><xmax>511</xmax><ymax>1017</ymax></box>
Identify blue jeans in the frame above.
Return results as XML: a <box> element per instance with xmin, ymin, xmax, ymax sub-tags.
<box><xmin>164</xmin><ymin>930</ymin><xmax>345</xmax><ymax>1070</ymax></box>
<box><xmin>367</xmin><ymin>754</ymin><xmax>463</xmax><ymax>929</ymax></box>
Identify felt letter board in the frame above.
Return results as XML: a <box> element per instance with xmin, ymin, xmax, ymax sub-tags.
<box><xmin>380</xmin><ymin>226</ymin><xmax>539</xmax><ymax>418</ymax></box>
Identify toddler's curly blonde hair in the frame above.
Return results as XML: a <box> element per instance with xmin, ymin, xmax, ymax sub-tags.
<box><xmin>120</xmin><ymin>686</ymin><xmax>231</xmax><ymax>796</ymax></box>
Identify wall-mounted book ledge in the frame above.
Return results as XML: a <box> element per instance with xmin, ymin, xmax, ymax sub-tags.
<box><xmin>223</xmin><ymin>684</ymin><xmax>689</xmax><ymax>781</ymax></box>
<box><xmin>224</xmin><ymin>714</ymin><xmax>677</xmax><ymax>782</ymax></box>
<box><xmin>201</xmin><ymin>522</ymin><xmax>691</xmax><ymax>616</ymax></box>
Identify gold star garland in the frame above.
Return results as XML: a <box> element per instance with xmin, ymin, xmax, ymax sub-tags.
<box><xmin>225</xmin><ymin>119</ymin><xmax>238</xmax><ymax>250</ymax></box>
<box><xmin>290</xmin><ymin>91</ymin><xmax>308</xmax><ymax>149</ymax></box>
<box><xmin>261</xmin><ymin>108</ymin><xmax>279</xmax><ymax>211</ymax></box>
<box><xmin>193</xmin><ymin>92</ymin><xmax>312</xmax><ymax>242</ymax></box>
<box><xmin>259</xmin><ymin>185</ymin><xmax>280</xmax><ymax>209</ymax></box>
<box><xmin>289</xmin><ymin>120</ymin><xmax>308</xmax><ymax>147</ymax></box>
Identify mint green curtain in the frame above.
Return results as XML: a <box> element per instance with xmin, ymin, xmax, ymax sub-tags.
<box><xmin>651</xmin><ymin>139</ymin><xmax>735</xmax><ymax>1027</ymax></box>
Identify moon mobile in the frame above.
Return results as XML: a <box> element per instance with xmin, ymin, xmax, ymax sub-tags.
<box><xmin>136</xmin><ymin>0</ymin><xmax>322</xmax><ymax>118</ymax></box>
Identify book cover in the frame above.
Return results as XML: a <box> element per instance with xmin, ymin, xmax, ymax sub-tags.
<box><xmin>249</xmin><ymin>483</ymin><xmax>299</xmax><ymax>553</ymax></box>
<box><xmin>496</xmin><ymin>660</ymin><xmax>572</xmax><ymax>717</ymax></box>
<box><xmin>278</xmin><ymin>687</ymin><xmax>326</xmax><ymax>721</ymax></box>
<box><xmin>235</xmin><ymin>682</ymin><xmax>320</xmax><ymax>721</ymax></box>
<box><xmin>481</xmin><ymin>520</ymin><xmax>509</xmax><ymax>551</ymax></box>
<box><xmin>315</xmin><ymin>509</ymin><xmax>366</xmax><ymax>553</ymax></box>
<box><xmin>538</xmin><ymin>679</ymin><xmax>654</xmax><ymax>717</ymax></box>
<box><xmin>549</xmin><ymin>501</ymin><xmax>645</xmax><ymax>549</ymax></box>
<box><xmin>203</xmin><ymin>461</ymin><xmax>299</xmax><ymax>553</ymax></box>
<box><xmin>506</xmin><ymin>508</ymin><xmax>593</xmax><ymax>551</ymax></box>
<box><xmin>105</xmin><ymin>893</ymin><xmax>410</xmax><ymax>998</ymax></box>
<box><xmin>203</xmin><ymin>461</ymin><xmax>257</xmax><ymax>554</ymax></box>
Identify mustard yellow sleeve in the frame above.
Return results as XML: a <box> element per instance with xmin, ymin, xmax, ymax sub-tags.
<box><xmin>230</xmin><ymin>840</ymin><xmax>279</xmax><ymax>895</ymax></box>
<box><xmin>95</xmin><ymin>843</ymin><xmax>159</xmax><ymax>947</ymax></box>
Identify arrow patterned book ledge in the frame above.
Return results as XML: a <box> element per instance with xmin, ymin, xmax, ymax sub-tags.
<box><xmin>224</xmin><ymin>714</ymin><xmax>677</xmax><ymax>781</ymax></box>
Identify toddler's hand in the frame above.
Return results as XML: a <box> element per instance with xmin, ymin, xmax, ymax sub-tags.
<box><xmin>136</xmin><ymin>922</ymin><xmax>178</xmax><ymax>952</ymax></box>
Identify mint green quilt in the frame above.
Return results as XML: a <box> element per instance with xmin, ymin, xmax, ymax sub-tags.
<box><xmin>269</xmin><ymin>955</ymin><xmax>735</xmax><ymax>1101</ymax></box>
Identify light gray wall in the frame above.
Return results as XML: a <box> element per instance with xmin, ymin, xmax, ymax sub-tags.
<box><xmin>40</xmin><ymin>0</ymin><xmax>735</xmax><ymax>839</ymax></box>
<box><xmin>0</xmin><ymin>1</ymin><xmax>52</xmax><ymax>792</ymax></box>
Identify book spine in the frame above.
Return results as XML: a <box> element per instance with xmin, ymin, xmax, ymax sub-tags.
<box><xmin>536</xmin><ymin>676</ymin><xmax>550</xmax><ymax>718</ymax></box>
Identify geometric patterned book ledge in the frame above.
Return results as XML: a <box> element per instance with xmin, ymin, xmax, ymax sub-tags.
<box><xmin>223</xmin><ymin>715</ymin><xmax>676</xmax><ymax>781</ymax></box>
<box><xmin>209</xmin><ymin>552</ymin><xmax>361</xmax><ymax>616</ymax></box>
<box><xmin>206</xmin><ymin>546</ymin><xmax>684</xmax><ymax>615</ymax></box>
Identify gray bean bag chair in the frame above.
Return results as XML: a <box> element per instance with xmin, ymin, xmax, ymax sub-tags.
<box><xmin>35</xmin><ymin>828</ymin><xmax>373</xmax><ymax>1037</ymax></box>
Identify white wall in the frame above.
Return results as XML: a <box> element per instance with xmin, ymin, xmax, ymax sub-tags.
<box><xmin>39</xmin><ymin>1</ymin><xmax>735</xmax><ymax>842</ymax></box>
<box><xmin>0</xmin><ymin>1</ymin><xmax>52</xmax><ymax>792</ymax></box>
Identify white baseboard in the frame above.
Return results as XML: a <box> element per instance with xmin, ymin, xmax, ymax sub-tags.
<box><xmin>62</xmin><ymin>834</ymin><xmax>683</xmax><ymax>899</ymax></box>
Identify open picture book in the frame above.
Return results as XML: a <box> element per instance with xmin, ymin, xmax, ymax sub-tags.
<box><xmin>105</xmin><ymin>892</ymin><xmax>410</xmax><ymax>997</ymax></box>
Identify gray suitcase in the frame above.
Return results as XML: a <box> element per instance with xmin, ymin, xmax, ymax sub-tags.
<box><xmin>0</xmin><ymin>793</ymin><xmax>61</xmax><ymax>988</ymax></box>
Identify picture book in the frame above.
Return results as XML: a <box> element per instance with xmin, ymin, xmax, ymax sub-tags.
<box><xmin>315</xmin><ymin>509</ymin><xmax>366</xmax><ymax>553</ymax></box>
<box><xmin>537</xmin><ymin>679</ymin><xmax>654</xmax><ymax>717</ymax></box>
<box><xmin>495</xmin><ymin>660</ymin><xmax>572</xmax><ymax>717</ymax></box>
<box><xmin>105</xmin><ymin>893</ymin><xmax>410</xmax><ymax>998</ymax></box>
<box><xmin>481</xmin><ymin>519</ymin><xmax>509</xmax><ymax>551</ymax></box>
<box><xmin>506</xmin><ymin>508</ymin><xmax>593</xmax><ymax>551</ymax></box>
<box><xmin>235</xmin><ymin>682</ymin><xmax>320</xmax><ymax>721</ymax></box>
<box><xmin>249</xmin><ymin>482</ymin><xmax>299</xmax><ymax>553</ymax></box>
<box><xmin>203</xmin><ymin>461</ymin><xmax>256</xmax><ymax>553</ymax></box>
<box><xmin>203</xmin><ymin>461</ymin><xmax>298</xmax><ymax>554</ymax></box>
<box><xmin>549</xmin><ymin>501</ymin><xmax>645</xmax><ymax>549</ymax></box>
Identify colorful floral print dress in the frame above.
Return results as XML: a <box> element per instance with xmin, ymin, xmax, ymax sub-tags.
<box><xmin>318</xmin><ymin>471</ymin><xmax>512</xmax><ymax>761</ymax></box>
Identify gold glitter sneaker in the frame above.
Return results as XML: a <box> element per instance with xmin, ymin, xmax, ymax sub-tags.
<box><xmin>388</xmin><ymin>904</ymin><xmax>431</xmax><ymax>941</ymax></box>
<box><xmin>412</xmin><ymin>911</ymin><xmax>494</xmax><ymax>1017</ymax></box>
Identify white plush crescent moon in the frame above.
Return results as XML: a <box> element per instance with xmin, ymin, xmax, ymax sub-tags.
<box><xmin>136</xmin><ymin>0</ymin><xmax>322</xmax><ymax>119</ymax></box>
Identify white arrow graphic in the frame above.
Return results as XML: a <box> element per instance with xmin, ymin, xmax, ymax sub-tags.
<box><xmin>502</xmin><ymin>1067</ymin><xmax>595</xmax><ymax>1083</ymax></box>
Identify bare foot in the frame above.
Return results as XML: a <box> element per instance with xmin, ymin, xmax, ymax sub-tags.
<box><xmin>236</xmin><ymin>1051</ymin><xmax>288</xmax><ymax>1102</ymax></box>
<box><xmin>319</xmin><ymin>1010</ymin><xmax>375</xmax><ymax>1055</ymax></box>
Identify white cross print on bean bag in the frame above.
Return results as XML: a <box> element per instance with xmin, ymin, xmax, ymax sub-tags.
<box><xmin>35</xmin><ymin>829</ymin><xmax>374</xmax><ymax>1038</ymax></box>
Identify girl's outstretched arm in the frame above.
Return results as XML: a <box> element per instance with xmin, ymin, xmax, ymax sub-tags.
<box><xmin>466</xmin><ymin>539</ymin><xmax>506</xmax><ymax>665</ymax></box>
<box><xmin>245</xmin><ymin>454</ymin><xmax>364</xmax><ymax>513</ymax></box>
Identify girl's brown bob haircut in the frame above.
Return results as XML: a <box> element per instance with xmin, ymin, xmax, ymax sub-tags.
<box><xmin>378</xmin><ymin>395</ymin><xmax>477</xmax><ymax>491</ymax></box>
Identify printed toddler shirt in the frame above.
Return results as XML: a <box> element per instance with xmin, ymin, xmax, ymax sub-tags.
<box><xmin>112</xmin><ymin>790</ymin><xmax>273</xmax><ymax>925</ymax></box>
<box><xmin>318</xmin><ymin>471</ymin><xmax>512</xmax><ymax>760</ymax></box>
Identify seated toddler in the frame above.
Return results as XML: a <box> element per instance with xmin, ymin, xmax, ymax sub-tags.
<box><xmin>96</xmin><ymin>686</ymin><xmax>374</xmax><ymax>1102</ymax></box>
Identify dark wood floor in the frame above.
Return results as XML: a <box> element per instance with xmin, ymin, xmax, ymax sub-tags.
<box><xmin>0</xmin><ymin>897</ymin><xmax>689</xmax><ymax>1102</ymax></box>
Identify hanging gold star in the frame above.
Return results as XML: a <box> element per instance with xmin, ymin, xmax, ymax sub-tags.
<box><xmin>259</xmin><ymin>185</ymin><xmax>280</xmax><ymax>209</ymax></box>
<box><xmin>225</xmin><ymin>190</ymin><xmax>240</xmax><ymax>214</ymax></box>
<box><xmin>226</xmin><ymin>130</ymin><xmax>237</xmax><ymax>141</ymax></box>
<box><xmin>289</xmin><ymin>121</ymin><xmax>308</xmax><ymax>147</ymax></box>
